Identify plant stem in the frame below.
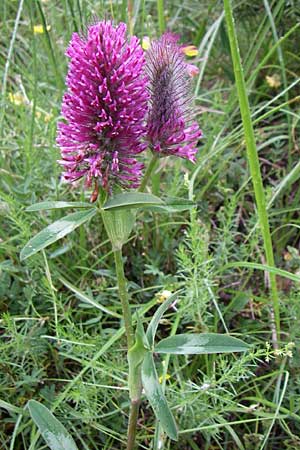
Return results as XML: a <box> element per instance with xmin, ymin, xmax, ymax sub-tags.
<box><xmin>126</xmin><ymin>399</ymin><xmax>141</xmax><ymax>450</ymax></box>
<box><xmin>223</xmin><ymin>0</ymin><xmax>280</xmax><ymax>341</ymax></box>
<box><xmin>139</xmin><ymin>153</ymin><xmax>159</xmax><ymax>192</ymax></box>
<box><xmin>157</xmin><ymin>0</ymin><xmax>165</xmax><ymax>34</ymax></box>
<box><xmin>113</xmin><ymin>248</ymin><xmax>134</xmax><ymax>349</ymax></box>
<box><xmin>113</xmin><ymin>248</ymin><xmax>140</xmax><ymax>449</ymax></box>
<box><xmin>127</xmin><ymin>0</ymin><xmax>134</xmax><ymax>35</ymax></box>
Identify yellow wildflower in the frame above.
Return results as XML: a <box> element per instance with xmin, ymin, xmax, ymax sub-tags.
<box><xmin>283</xmin><ymin>251</ymin><xmax>292</xmax><ymax>261</ymax></box>
<box><xmin>181</xmin><ymin>45</ymin><xmax>198</xmax><ymax>57</ymax></box>
<box><xmin>8</xmin><ymin>92</ymin><xmax>27</xmax><ymax>106</ymax></box>
<box><xmin>156</xmin><ymin>290</ymin><xmax>172</xmax><ymax>303</ymax></box>
<box><xmin>44</xmin><ymin>112</ymin><xmax>54</xmax><ymax>123</ymax></box>
<box><xmin>33</xmin><ymin>24</ymin><xmax>51</xmax><ymax>34</ymax></box>
<box><xmin>142</xmin><ymin>36</ymin><xmax>151</xmax><ymax>50</ymax></box>
<box><xmin>265</xmin><ymin>74</ymin><xmax>281</xmax><ymax>89</ymax></box>
<box><xmin>159</xmin><ymin>373</ymin><xmax>171</xmax><ymax>384</ymax></box>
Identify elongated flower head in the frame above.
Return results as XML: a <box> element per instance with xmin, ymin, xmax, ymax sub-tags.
<box><xmin>145</xmin><ymin>33</ymin><xmax>202</xmax><ymax>162</ymax></box>
<box><xmin>57</xmin><ymin>21</ymin><xmax>149</xmax><ymax>198</ymax></box>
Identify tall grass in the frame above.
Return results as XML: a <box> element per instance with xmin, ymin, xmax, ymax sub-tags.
<box><xmin>223</xmin><ymin>0</ymin><xmax>280</xmax><ymax>340</ymax></box>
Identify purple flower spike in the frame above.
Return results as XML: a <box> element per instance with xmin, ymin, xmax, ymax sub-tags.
<box><xmin>145</xmin><ymin>33</ymin><xmax>202</xmax><ymax>162</ymax></box>
<box><xmin>57</xmin><ymin>21</ymin><xmax>149</xmax><ymax>199</ymax></box>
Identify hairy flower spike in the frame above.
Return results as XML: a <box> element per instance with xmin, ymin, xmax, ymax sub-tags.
<box><xmin>145</xmin><ymin>33</ymin><xmax>202</xmax><ymax>162</ymax></box>
<box><xmin>57</xmin><ymin>21</ymin><xmax>149</xmax><ymax>198</ymax></box>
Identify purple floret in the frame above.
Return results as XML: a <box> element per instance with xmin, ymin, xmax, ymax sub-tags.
<box><xmin>145</xmin><ymin>33</ymin><xmax>202</xmax><ymax>162</ymax></box>
<box><xmin>57</xmin><ymin>21</ymin><xmax>149</xmax><ymax>199</ymax></box>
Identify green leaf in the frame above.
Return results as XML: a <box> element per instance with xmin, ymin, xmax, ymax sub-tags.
<box><xmin>20</xmin><ymin>209</ymin><xmax>96</xmax><ymax>261</ymax></box>
<box><xmin>102</xmin><ymin>192</ymin><xmax>164</xmax><ymax>211</ymax></box>
<box><xmin>141</xmin><ymin>352</ymin><xmax>178</xmax><ymax>441</ymax></box>
<box><xmin>154</xmin><ymin>333</ymin><xmax>249</xmax><ymax>354</ymax></box>
<box><xmin>145</xmin><ymin>197</ymin><xmax>196</xmax><ymax>213</ymax></box>
<box><xmin>128</xmin><ymin>315</ymin><xmax>148</xmax><ymax>401</ymax></box>
<box><xmin>27</xmin><ymin>400</ymin><xmax>78</xmax><ymax>450</ymax></box>
<box><xmin>222</xmin><ymin>261</ymin><xmax>300</xmax><ymax>284</ymax></box>
<box><xmin>146</xmin><ymin>291</ymin><xmax>181</xmax><ymax>347</ymax></box>
<box><xmin>26</xmin><ymin>201</ymin><xmax>93</xmax><ymax>211</ymax></box>
<box><xmin>59</xmin><ymin>277</ymin><xmax>121</xmax><ymax>318</ymax></box>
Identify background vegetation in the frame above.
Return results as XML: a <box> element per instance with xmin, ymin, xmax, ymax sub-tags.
<box><xmin>1</xmin><ymin>0</ymin><xmax>300</xmax><ymax>448</ymax></box>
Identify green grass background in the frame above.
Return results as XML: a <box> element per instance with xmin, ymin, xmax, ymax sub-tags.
<box><xmin>1</xmin><ymin>0</ymin><xmax>300</xmax><ymax>449</ymax></box>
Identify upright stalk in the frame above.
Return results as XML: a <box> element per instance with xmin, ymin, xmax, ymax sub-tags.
<box><xmin>113</xmin><ymin>248</ymin><xmax>140</xmax><ymax>450</ymax></box>
<box><xmin>126</xmin><ymin>399</ymin><xmax>141</xmax><ymax>450</ymax></box>
<box><xmin>223</xmin><ymin>0</ymin><xmax>280</xmax><ymax>340</ymax></box>
<box><xmin>127</xmin><ymin>0</ymin><xmax>134</xmax><ymax>35</ymax></box>
<box><xmin>157</xmin><ymin>0</ymin><xmax>165</xmax><ymax>34</ymax></box>
<box><xmin>139</xmin><ymin>153</ymin><xmax>159</xmax><ymax>192</ymax></box>
<box><xmin>114</xmin><ymin>249</ymin><xmax>134</xmax><ymax>349</ymax></box>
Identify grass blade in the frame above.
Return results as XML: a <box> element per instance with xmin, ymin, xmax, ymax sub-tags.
<box><xmin>223</xmin><ymin>0</ymin><xmax>280</xmax><ymax>340</ymax></box>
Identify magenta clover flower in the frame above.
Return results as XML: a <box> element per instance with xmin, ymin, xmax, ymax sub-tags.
<box><xmin>145</xmin><ymin>32</ymin><xmax>202</xmax><ymax>162</ymax></box>
<box><xmin>57</xmin><ymin>21</ymin><xmax>149</xmax><ymax>200</ymax></box>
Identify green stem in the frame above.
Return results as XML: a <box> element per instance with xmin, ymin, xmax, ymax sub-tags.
<box><xmin>157</xmin><ymin>0</ymin><xmax>165</xmax><ymax>34</ymax></box>
<box><xmin>126</xmin><ymin>399</ymin><xmax>141</xmax><ymax>450</ymax></box>
<box><xmin>223</xmin><ymin>0</ymin><xmax>280</xmax><ymax>341</ymax></box>
<box><xmin>113</xmin><ymin>248</ymin><xmax>134</xmax><ymax>349</ymax></box>
<box><xmin>139</xmin><ymin>153</ymin><xmax>159</xmax><ymax>192</ymax></box>
<box><xmin>113</xmin><ymin>248</ymin><xmax>140</xmax><ymax>449</ymax></box>
<box><xmin>127</xmin><ymin>0</ymin><xmax>134</xmax><ymax>35</ymax></box>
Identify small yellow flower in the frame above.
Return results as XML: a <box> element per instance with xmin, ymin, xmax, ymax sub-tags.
<box><xmin>33</xmin><ymin>24</ymin><xmax>51</xmax><ymax>34</ymax></box>
<box><xmin>181</xmin><ymin>45</ymin><xmax>198</xmax><ymax>57</ymax></box>
<box><xmin>8</xmin><ymin>92</ymin><xmax>27</xmax><ymax>106</ymax></box>
<box><xmin>35</xmin><ymin>111</ymin><xmax>42</xmax><ymax>119</ymax></box>
<box><xmin>44</xmin><ymin>112</ymin><xmax>54</xmax><ymax>123</ymax></box>
<box><xmin>159</xmin><ymin>373</ymin><xmax>171</xmax><ymax>384</ymax></box>
<box><xmin>283</xmin><ymin>251</ymin><xmax>292</xmax><ymax>261</ymax></box>
<box><xmin>265</xmin><ymin>74</ymin><xmax>281</xmax><ymax>89</ymax></box>
<box><xmin>142</xmin><ymin>36</ymin><xmax>151</xmax><ymax>51</ymax></box>
<box><xmin>156</xmin><ymin>290</ymin><xmax>172</xmax><ymax>303</ymax></box>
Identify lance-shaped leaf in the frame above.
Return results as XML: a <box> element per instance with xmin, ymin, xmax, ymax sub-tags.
<box><xmin>155</xmin><ymin>333</ymin><xmax>249</xmax><ymax>355</ymax></box>
<box><xmin>141</xmin><ymin>352</ymin><xmax>178</xmax><ymax>441</ymax></box>
<box><xmin>20</xmin><ymin>209</ymin><xmax>96</xmax><ymax>261</ymax></box>
<box><xmin>59</xmin><ymin>277</ymin><xmax>121</xmax><ymax>319</ymax></box>
<box><xmin>128</xmin><ymin>315</ymin><xmax>148</xmax><ymax>401</ymax></box>
<box><xmin>26</xmin><ymin>201</ymin><xmax>92</xmax><ymax>211</ymax></box>
<box><xmin>144</xmin><ymin>197</ymin><xmax>196</xmax><ymax>213</ymax></box>
<box><xmin>102</xmin><ymin>192</ymin><xmax>163</xmax><ymax>211</ymax></box>
<box><xmin>146</xmin><ymin>291</ymin><xmax>181</xmax><ymax>347</ymax></box>
<box><xmin>27</xmin><ymin>400</ymin><xmax>78</xmax><ymax>450</ymax></box>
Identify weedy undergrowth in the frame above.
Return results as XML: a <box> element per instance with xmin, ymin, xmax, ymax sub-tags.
<box><xmin>1</xmin><ymin>0</ymin><xmax>300</xmax><ymax>449</ymax></box>
<box><xmin>18</xmin><ymin>16</ymin><xmax>248</xmax><ymax>450</ymax></box>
